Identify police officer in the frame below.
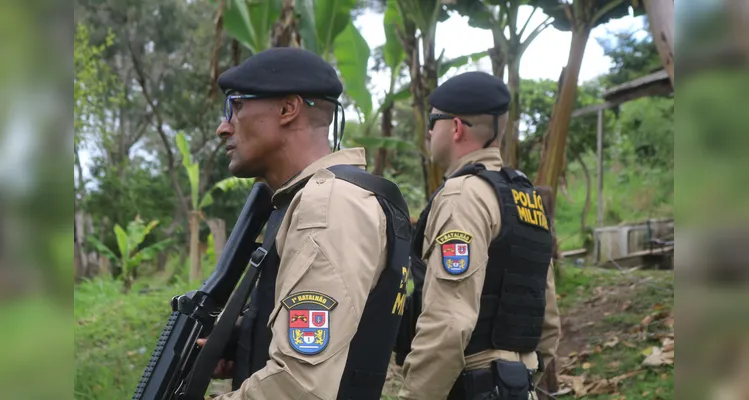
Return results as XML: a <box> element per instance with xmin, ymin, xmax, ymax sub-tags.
<box><xmin>395</xmin><ymin>71</ymin><xmax>561</xmax><ymax>400</ymax></box>
<box><xmin>206</xmin><ymin>47</ymin><xmax>412</xmax><ymax>400</ymax></box>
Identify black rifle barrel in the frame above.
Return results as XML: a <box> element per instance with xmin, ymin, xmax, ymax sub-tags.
<box><xmin>132</xmin><ymin>182</ymin><xmax>274</xmax><ymax>400</ymax></box>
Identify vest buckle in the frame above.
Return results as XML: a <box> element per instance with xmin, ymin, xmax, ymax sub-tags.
<box><xmin>250</xmin><ymin>247</ymin><xmax>269</xmax><ymax>268</ymax></box>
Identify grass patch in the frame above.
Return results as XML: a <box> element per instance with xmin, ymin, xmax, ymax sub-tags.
<box><xmin>75</xmin><ymin>277</ymin><xmax>194</xmax><ymax>399</ymax></box>
<box><xmin>554</xmin><ymin>153</ymin><xmax>673</xmax><ymax>252</ymax></box>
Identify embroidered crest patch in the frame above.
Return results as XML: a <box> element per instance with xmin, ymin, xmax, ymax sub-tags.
<box><xmin>281</xmin><ymin>291</ymin><xmax>338</xmax><ymax>355</ymax></box>
<box><xmin>436</xmin><ymin>230</ymin><xmax>474</xmax><ymax>275</ymax></box>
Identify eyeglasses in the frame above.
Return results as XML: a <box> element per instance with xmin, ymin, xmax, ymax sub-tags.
<box><xmin>223</xmin><ymin>94</ymin><xmax>316</xmax><ymax>122</ymax></box>
<box><xmin>428</xmin><ymin>113</ymin><xmax>473</xmax><ymax>130</ymax></box>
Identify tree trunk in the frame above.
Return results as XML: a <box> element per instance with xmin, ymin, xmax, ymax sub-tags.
<box><xmin>535</xmin><ymin>26</ymin><xmax>591</xmax><ymax>197</ymax></box>
<box><xmin>503</xmin><ymin>51</ymin><xmax>521</xmax><ymax>168</ymax></box>
<box><xmin>373</xmin><ymin>100</ymin><xmax>394</xmax><ymax>176</ymax></box>
<box><xmin>643</xmin><ymin>0</ymin><xmax>674</xmax><ymax>87</ymax></box>
<box><xmin>421</xmin><ymin>31</ymin><xmax>445</xmax><ymax>197</ymax></box>
<box><xmin>536</xmin><ymin>185</ymin><xmax>560</xmax><ymax>261</ymax></box>
<box><xmin>401</xmin><ymin>25</ymin><xmax>429</xmax><ymax>201</ymax></box>
<box><xmin>272</xmin><ymin>0</ymin><xmax>300</xmax><ymax>48</ymax></box>
<box><xmin>189</xmin><ymin>211</ymin><xmax>202</xmax><ymax>282</ymax></box>
<box><xmin>488</xmin><ymin>45</ymin><xmax>506</xmax><ymax>80</ymax></box>
<box><xmin>206</xmin><ymin>218</ymin><xmax>227</xmax><ymax>264</ymax></box>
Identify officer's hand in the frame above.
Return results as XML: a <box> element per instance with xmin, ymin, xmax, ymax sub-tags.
<box><xmin>196</xmin><ymin>338</ymin><xmax>235</xmax><ymax>380</ymax></box>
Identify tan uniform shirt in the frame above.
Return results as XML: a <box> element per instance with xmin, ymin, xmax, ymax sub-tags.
<box><xmin>212</xmin><ymin>148</ymin><xmax>388</xmax><ymax>400</ymax></box>
<box><xmin>398</xmin><ymin>148</ymin><xmax>561</xmax><ymax>400</ymax></box>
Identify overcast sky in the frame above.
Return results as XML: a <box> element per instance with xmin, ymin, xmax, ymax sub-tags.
<box><xmin>355</xmin><ymin>6</ymin><xmax>646</xmax><ymax>109</ymax></box>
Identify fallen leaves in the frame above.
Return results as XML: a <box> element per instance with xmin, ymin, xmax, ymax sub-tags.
<box><xmin>557</xmin><ymin>371</ymin><xmax>644</xmax><ymax>397</ymax></box>
<box><xmin>641</xmin><ymin>345</ymin><xmax>674</xmax><ymax>367</ymax></box>
<box><xmin>604</xmin><ymin>336</ymin><xmax>619</xmax><ymax>348</ymax></box>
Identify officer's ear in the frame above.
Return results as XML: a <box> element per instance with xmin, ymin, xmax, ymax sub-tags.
<box><xmin>279</xmin><ymin>95</ymin><xmax>303</xmax><ymax>126</ymax></box>
<box><xmin>453</xmin><ymin>118</ymin><xmax>468</xmax><ymax>142</ymax></box>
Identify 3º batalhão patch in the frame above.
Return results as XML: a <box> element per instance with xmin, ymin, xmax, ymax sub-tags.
<box><xmin>436</xmin><ymin>230</ymin><xmax>474</xmax><ymax>275</ymax></box>
<box><xmin>281</xmin><ymin>291</ymin><xmax>338</xmax><ymax>355</ymax></box>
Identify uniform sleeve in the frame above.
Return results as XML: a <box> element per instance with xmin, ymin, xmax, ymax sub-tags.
<box><xmin>537</xmin><ymin>260</ymin><xmax>561</xmax><ymax>371</ymax></box>
<box><xmin>212</xmin><ymin>171</ymin><xmax>388</xmax><ymax>400</ymax></box>
<box><xmin>398</xmin><ymin>179</ymin><xmax>499</xmax><ymax>400</ymax></box>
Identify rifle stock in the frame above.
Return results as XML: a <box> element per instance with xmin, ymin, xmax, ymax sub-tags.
<box><xmin>132</xmin><ymin>182</ymin><xmax>274</xmax><ymax>400</ymax></box>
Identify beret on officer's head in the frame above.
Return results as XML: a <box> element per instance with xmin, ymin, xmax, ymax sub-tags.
<box><xmin>217</xmin><ymin>47</ymin><xmax>343</xmax><ymax>99</ymax></box>
<box><xmin>428</xmin><ymin>71</ymin><xmax>510</xmax><ymax>116</ymax></box>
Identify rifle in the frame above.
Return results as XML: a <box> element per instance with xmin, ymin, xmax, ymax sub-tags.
<box><xmin>132</xmin><ymin>182</ymin><xmax>274</xmax><ymax>400</ymax></box>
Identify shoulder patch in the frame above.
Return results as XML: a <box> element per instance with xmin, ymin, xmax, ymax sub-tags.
<box><xmin>436</xmin><ymin>230</ymin><xmax>473</xmax><ymax>275</ymax></box>
<box><xmin>282</xmin><ymin>291</ymin><xmax>338</xmax><ymax>355</ymax></box>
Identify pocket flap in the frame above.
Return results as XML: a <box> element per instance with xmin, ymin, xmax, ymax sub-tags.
<box><xmin>494</xmin><ymin>360</ymin><xmax>530</xmax><ymax>389</ymax></box>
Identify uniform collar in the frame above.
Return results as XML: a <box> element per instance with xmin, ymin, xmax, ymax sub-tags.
<box><xmin>272</xmin><ymin>147</ymin><xmax>368</xmax><ymax>205</ymax></box>
<box><xmin>444</xmin><ymin>147</ymin><xmax>504</xmax><ymax>178</ymax></box>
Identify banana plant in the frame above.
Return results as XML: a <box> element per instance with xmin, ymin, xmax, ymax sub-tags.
<box><xmin>223</xmin><ymin>0</ymin><xmax>372</xmax><ymax>119</ymax></box>
<box><xmin>87</xmin><ymin>217</ymin><xmax>172</xmax><ymax>291</ymax></box>
<box><xmin>447</xmin><ymin>0</ymin><xmax>556</xmax><ymax>168</ymax></box>
<box><xmin>176</xmin><ymin>132</ymin><xmax>254</xmax><ymax>283</ymax></box>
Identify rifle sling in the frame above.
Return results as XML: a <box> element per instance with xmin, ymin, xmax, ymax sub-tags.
<box><xmin>182</xmin><ymin>208</ymin><xmax>285</xmax><ymax>399</ymax></box>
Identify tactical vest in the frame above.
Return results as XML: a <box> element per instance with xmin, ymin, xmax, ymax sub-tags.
<box><xmin>233</xmin><ymin>165</ymin><xmax>412</xmax><ymax>400</ymax></box>
<box><xmin>410</xmin><ymin>163</ymin><xmax>552</xmax><ymax>356</ymax></box>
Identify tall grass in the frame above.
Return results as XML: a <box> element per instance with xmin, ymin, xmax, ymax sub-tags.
<box><xmin>74</xmin><ymin>277</ymin><xmax>193</xmax><ymax>399</ymax></box>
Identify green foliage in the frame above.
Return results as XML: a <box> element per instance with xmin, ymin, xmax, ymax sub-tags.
<box><xmin>596</xmin><ymin>25</ymin><xmax>662</xmax><ymax>86</ymax></box>
<box><xmin>176</xmin><ymin>132</ymin><xmax>201</xmax><ymax>210</ymax></box>
<box><xmin>307</xmin><ymin>0</ymin><xmax>359</xmax><ymax>56</ymax></box>
<box><xmin>74</xmin><ymin>23</ymin><xmax>121</xmax><ymax>143</ymax></box>
<box><xmin>87</xmin><ymin>217</ymin><xmax>174</xmax><ymax>286</ymax></box>
<box><xmin>352</xmin><ymin>136</ymin><xmax>418</xmax><ymax>152</ymax></box>
<box><xmin>383</xmin><ymin>0</ymin><xmax>406</xmax><ymax>71</ymax></box>
<box><xmin>74</xmin><ymin>277</ymin><xmax>195</xmax><ymax>399</ymax></box>
<box><xmin>334</xmin><ymin>22</ymin><xmax>373</xmax><ymax>118</ymax></box>
<box><xmin>531</xmin><ymin>0</ymin><xmax>634</xmax><ymax>32</ymax></box>
<box><xmin>223</xmin><ymin>0</ymin><xmax>282</xmax><ymax>54</ymax></box>
<box><xmin>553</xmin><ymin>150</ymin><xmax>673</xmax><ymax>251</ymax></box>
<box><xmin>618</xmin><ymin>96</ymin><xmax>674</xmax><ymax>169</ymax></box>
<box><xmin>516</xmin><ymin>78</ymin><xmax>612</xmax><ymax>176</ymax></box>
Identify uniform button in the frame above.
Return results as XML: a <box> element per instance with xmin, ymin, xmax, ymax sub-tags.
<box><xmin>316</xmin><ymin>178</ymin><xmax>326</xmax><ymax>184</ymax></box>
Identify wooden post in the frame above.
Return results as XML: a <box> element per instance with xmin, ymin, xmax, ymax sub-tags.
<box><xmin>596</xmin><ymin>108</ymin><xmax>604</xmax><ymax>228</ymax></box>
<box><xmin>643</xmin><ymin>0</ymin><xmax>675</xmax><ymax>87</ymax></box>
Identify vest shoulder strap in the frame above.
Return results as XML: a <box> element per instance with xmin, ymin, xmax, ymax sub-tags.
<box><xmin>326</xmin><ymin>165</ymin><xmax>409</xmax><ymax>217</ymax></box>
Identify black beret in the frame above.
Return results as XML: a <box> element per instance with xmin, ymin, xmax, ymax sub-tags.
<box><xmin>217</xmin><ymin>47</ymin><xmax>343</xmax><ymax>99</ymax></box>
<box><xmin>428</xmin><ymin>71</ymin><xmax>510</xmax><ymax>115</ymax></box>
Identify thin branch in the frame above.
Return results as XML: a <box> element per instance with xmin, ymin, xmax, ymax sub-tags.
<box><xmin>519</xmin><ymin>17</ymin><xmax>553</xmax><ymax>55</ymax></box>
<box><xmin>128</xmin><ymin>40</ymin><xmax>189</xmax><ymax>215</ymax></box>
<box><xmin>207</xmin><ymin>0</ymin><xmax>225</xmax><ymax>102</ymax></box>
<box><xmin>507</xmin><ymin>1</ymin><xmax>519</xmax><ymax>43</ymax></box>
<box><xmin>127</xmin><ymin>119</ymin><xmax>149</xmax><ymax>150</ymax></box>
<box><xmin>518</xmin><ymin>6</ymin><xmax>538</xmax><ymax>40</ymax></box>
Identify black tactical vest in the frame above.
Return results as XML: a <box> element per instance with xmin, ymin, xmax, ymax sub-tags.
<box><xmin>410</xmin><ymin>163</ymin><xmax>552</xmax><ymax>355</ymax></box>
<box><xmin>233</xmin><ymin>165</ymin><xmax>412</xmax><ymax>400</ymax></box>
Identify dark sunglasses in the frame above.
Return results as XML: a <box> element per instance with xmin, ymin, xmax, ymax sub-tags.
<box><xmin>223</xmin><ymin>94</ymin><xmax>315</xmax><ymax>122</ymax></box>
<box><xmin>428</xmin><ymin>113</ymin><xmax>473</xmax><ymax>130</ymax></box>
